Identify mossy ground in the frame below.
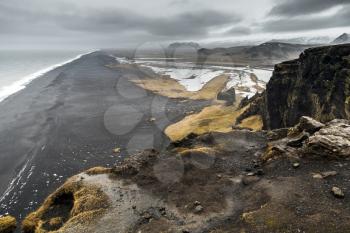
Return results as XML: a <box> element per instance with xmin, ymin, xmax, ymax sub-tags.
<box><xmin>132</xmin><ymin>74</ymin><xmax>230</xmax><ymax>100</ymax></box>
<box><xmin>238</xmin><ymin>115</ymin><xmax>263</xmax><ymax>131</ymax></box>
<box><xmin>22</xmin><ymin>178</ymin><xmax>110</xmax><ymax>233</ymax></box>
<box><xmin>0</xmin><ymin>215</ymin><xmax>16</xmax><ymax>233</ymax></box>
<box><xmin>165</xmin><ymin>104</ymin><xmax>248</xmax><ymax>141</ymax></box>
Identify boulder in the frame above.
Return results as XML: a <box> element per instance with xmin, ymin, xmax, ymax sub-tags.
<box><xmin>217</xmin><ymin>87</ymin><xmax>236</xmax><ymax>105</ymax></box>
<box><xmin>331</xmin><ymin>187</ymin><xmax>345</xmax><ymax>198</ymax></box>
<box><xmin>296</xmin><ymin>116</ymin><xmax>325</xmax><ymax>134</ymax></box>
<box><xmin>194</xmin><ymin>205</ymin><xmax>204</xmax><ymax>214</ymax></box>
<box><xmin>305</xmin><ymin>119</ymin><xmax>350</xmax><ymax>158</ymax></box>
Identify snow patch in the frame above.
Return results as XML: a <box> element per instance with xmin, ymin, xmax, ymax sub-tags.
<box><xmin>113</xmin><ymin>56</ymin><xmax>273</xmax><ymax>96</ymax></box>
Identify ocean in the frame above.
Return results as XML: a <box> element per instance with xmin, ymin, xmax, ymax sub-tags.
<box><xmin>0</xmin><ymin>50</ymin><xmax>89</xmax><ymax>102</ymax></box>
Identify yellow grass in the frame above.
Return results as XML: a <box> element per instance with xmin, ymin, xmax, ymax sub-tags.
<box><xmin>22</xmin><ymin>179</ymin><xmax>109</xmax><ymax>233</ymax></box>
<box><xmin>179</xmin><ymin>147</ymin><xmax>217</xmax><ymax>157</ymax></box>
<box><xmin>238</xmin><ymin>115</ymin><xmax>263</xmax><ymax>131</ymax></box>
<box><xmin>85</xmin><ymin>167</ymin><xmax>112</xmax><ymax>176</ymax></box>
<box><xmin>132</xmin><ymin>74</ymin><xmax>229</xmax><ymax>100</ymax></box>
<box><xmin>165</xmin><ymin>104</ymin><xmax>248</xmax><ymax>141</ymax></box>
<box><xmin>0</xmin><ymin>215</ymin><xmax>16</xmax><ymax>233</ymax></box>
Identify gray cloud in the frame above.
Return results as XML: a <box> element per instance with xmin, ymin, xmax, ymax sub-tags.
<box><xmin>224</xmin><ymin>26</ymin><xmax>251</xmax><ymax>35</ymax></box>
<box><xmin>148</xmin><ymin>11</ymin><xmax>241</xmax><ymax>37</ymax></box>
<box><xmin>1</xmin><ymin>0</ymin><xmax>350</xmax><ymax>49</ymax></box>
<box><xmin>269</xmin><ymin>0</ymin><xmax>350</xmax><ymax>16</ymax></box>
<box><xmin>66</xmin><ymin>9</ymin><xmax>241</xmax><ymax>37</ymax></box>
<box><xmin>0</xmin><ymin>1</ymin><xmax>241</xmax><ymax>42</ymax></box>
<box><xmin>263</xmin><ymin>5</ymin><xmax>350</xmax><ymax>32</ymax></box>
<box><xmin>169</xmin><ymin>0</ymin><xmax>191</xmax><ymax>6</ymax></box>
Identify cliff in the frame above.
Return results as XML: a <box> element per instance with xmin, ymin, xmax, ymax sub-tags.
<box><xmin>237</xmin><ymin>44</ymin><xmax>350</xmax><ymax>129</ymax></box>
<box><xmin>20</xmin><ymin>117</ymin><xmax>350</xmax><ymax>233</ymax></box>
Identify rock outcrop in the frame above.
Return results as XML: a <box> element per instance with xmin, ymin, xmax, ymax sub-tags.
<box><xmin>217</xmin><ymin>87</ymin><xmax>236</xmax><ymax>105</ymax></box>
<box><xmin>305</xmin><ymin>119</ymin><xmax>350</xmax><ymax>158</ymax></box>
<box><xmin>264</xmin><ymin>116</ymin><xmax>350</xmax><ymax>161</ymax></box>
<box><xmin>238</xmin><ymin>44</ymin><xmax>350</xmax><ymax>129</ymax></box>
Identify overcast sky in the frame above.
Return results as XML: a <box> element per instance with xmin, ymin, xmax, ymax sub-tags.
<box><xmin>0</xmin><ymin>0</ymin><xmax>349</xmax><ymax>49</ymax></box>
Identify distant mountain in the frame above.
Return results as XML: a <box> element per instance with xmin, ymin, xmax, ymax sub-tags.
<box><xmin>332</xmin><ymin>33</ymin><xmax>350</xmax><ymax>44</ymax></box>
<box><xmin>167</xmin><ymin>42</ymin><xmax>200</xmax><ymax>50</ymax></box>
<box><xmin>269</xmin><ymin>36</ymin><xmax>330</xmax><ymax>45</ymax></box>
<box><xmin>166</xmin><ymin>42</ymin><xmax>201</xmax><ymax>57</ymax></box>
<box><xmin>245</xmin><ymin>42</ymin><xmax>310</xmax><ymax>60</ymax></box>
<box><xmin>197</xmin><ymin>42</ymin><xmax>312</xmax><ymax>65</ymax></box>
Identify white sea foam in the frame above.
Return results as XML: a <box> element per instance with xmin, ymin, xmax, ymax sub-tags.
<box><xmin>0</xmin><ymin>51</ymin><xmax>93</xmax><ymax>103</ymax></box>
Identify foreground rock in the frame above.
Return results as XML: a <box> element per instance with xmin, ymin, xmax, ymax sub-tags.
<box><xmin>21</xmin><ymin>117</ymin><xmax>350</xmax><ymax>233</ymax></box>
<box><xmin>306</xmin><ymin>119</ymin><xmax>350</xmax><ymax>158</ymax></box>
<box><xmin>264</xmin><ymin>117</ymin><xmax>350</xmax><ymax>161</ymax></box>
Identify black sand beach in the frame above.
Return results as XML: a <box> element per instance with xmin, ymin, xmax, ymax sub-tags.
<box><xmin>0</xmin><ymin>51</ymin><xmax>209</xmax><ymax>222</ymax></box>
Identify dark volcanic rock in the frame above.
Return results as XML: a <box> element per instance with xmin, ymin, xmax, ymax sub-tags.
<box><xmin>239</xmin><ymin>44</ymin><xmax>350</xmax><ymax>129</ymax></box>
<box><xmin>265</xmin><ymin>44</ymin><xmax>350</xmax><ymax>129</ymax></box>
<box><xmin>266</xmin><ymin>128</ymin><xmax>289</xmax><ymax>141</ymax></box>
<box><xmin>295</xmin><ymin>116</ymin><xmax>325</xmax><ymax>134</ymax></box>
<box><xmin>217</xmin><ymin>87</ymin><xmax>236</xmax><ymax>105</ymax></box>
<box><xmin>286</xmin><ymin>131</ymin><xmax>309</xmax><ymax>148</ymax></box>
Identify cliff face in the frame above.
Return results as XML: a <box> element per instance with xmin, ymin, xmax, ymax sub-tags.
<box><xmin>239</xmin><ymin>44</ymin><xmax>350</xmax><ymax>129</ymax></box>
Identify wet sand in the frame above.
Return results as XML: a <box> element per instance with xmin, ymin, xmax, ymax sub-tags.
<box><xmin>0</xmin><ymin>51</ymin><xmax>210</xmax><ymax>222</ymax></box>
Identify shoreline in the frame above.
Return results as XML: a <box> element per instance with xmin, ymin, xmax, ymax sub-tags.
<box><xmin>0</xmin><ymin>51</ymin><xmax>94</xmax><ymax>103</ymax></box>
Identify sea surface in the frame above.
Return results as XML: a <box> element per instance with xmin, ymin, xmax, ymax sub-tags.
<box><xmin>0</xmin><ymin>50</ymin><xmax>88</xmax><ymax>102</ymax></box>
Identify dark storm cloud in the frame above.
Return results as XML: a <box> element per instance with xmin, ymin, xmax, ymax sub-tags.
<box><xmin>64</xmin><ymin>9</ymin><xmax>241</xmax><ymax>37</ymax></box>
<box><xmin>147</xmin><ymin>11</ymin><xmax>241</xmax><ymax>36</ymax></box>
<box><xmin>0</xmin><ymin>1</ymin><xmax>240</xmax><ymax>39</ymax></box>
<box><xmin>263</xmin><ymin>4</ymin><xmax>350</xmax><ymax>32</ymax></box>
<box><xmin>2</xmin><ymin>0</ymin><xmax>350</xmax><ymax>49</ymax></box>
<box><xmin>269</xmin><ymin>0</ymin><xmax>350</xmax><ymax>16</ymax></box>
